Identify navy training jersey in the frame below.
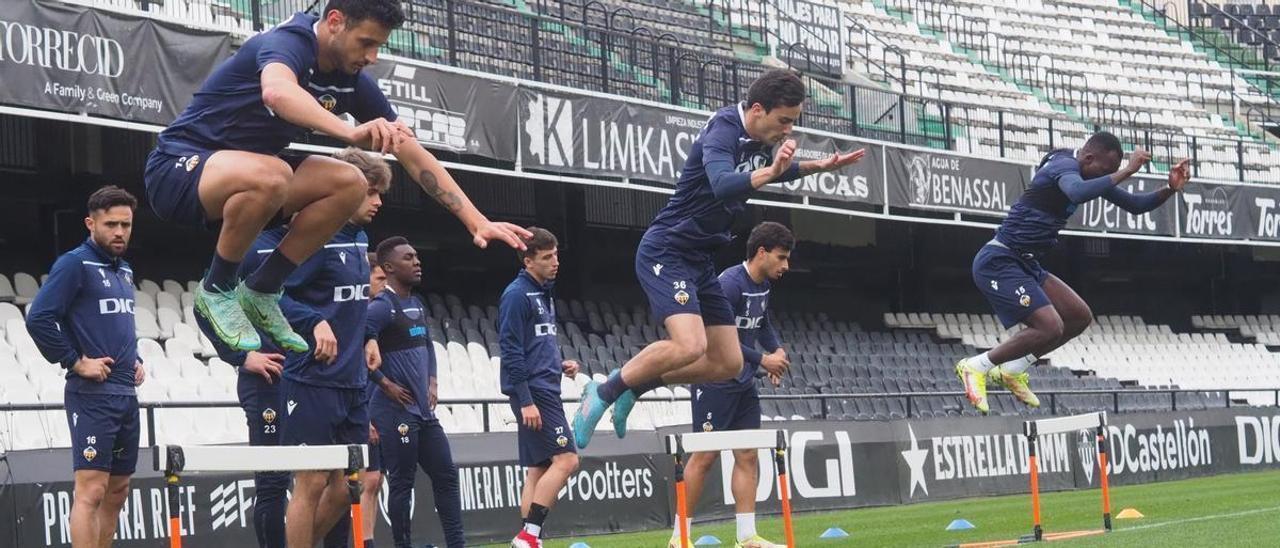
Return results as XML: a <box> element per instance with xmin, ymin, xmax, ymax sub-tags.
<box><xmin>366</xmin><ymin>288</ymin><xmax>435</xmax><ymax>419</ymax></box>
<box><xmin>709</xmin><ymin>263</ymin><xmax>780</xmax><ymax>391</ymax></box>
<box><xmin>155</xmin><ymin>12</ymin><xmax>395</xmax><ymax>156</ymax></box>
<box><xmin>248</xmin><ymin>224</ymin><xmax>371</xmax><ymax>388</ymax></box>
<box><xmin>26</xmin><ymin>239</ymin><xmax>139</xmax><ymax>396</ymax></box>
<box><xmin>644</xmin><ymin>103</ymin><xmax>802</xmax><ymax>254</ymax></box>
<box><xmin>497</xmin><ymin>271</ymin><xmax>563</xmax><ymax>406</ymax></box>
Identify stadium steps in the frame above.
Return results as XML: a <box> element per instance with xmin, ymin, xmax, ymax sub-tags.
<box><xmin>879</xmin><ymin>0</ymin><xmax>1191</xmax><ymax>165</ymax></box>
<box><xmin>1117</xmin><ymin>0</ymin><xmax>1280</xmax><ymax>145</ymax></box>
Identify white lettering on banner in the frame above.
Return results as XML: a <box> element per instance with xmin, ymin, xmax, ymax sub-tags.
<box><xmin>780</xmin><ymin>171</ymin><xmax>871</xmax><ymax>200</ymax></box>
<box><xmin>1078</xmin><ymin>179</ymin><xmax>1158</xmax><ymax>232</ymax></box>
<box><xmin>1256</xmin><ymin>198</ymin><xmax>1280</xmax><ymax>238</ymax></box>
<box><xmin>906</xmin><ymin>154</ymin><xmax>1010</xmax><ymax>212</ymax></box>
<box><xmin>722</xmin><ymin>430</ymin><xmax>854</xmax><ymax>504</ymax></box>
<box><xmin>1106</xmin><ymin>417</ymin><xmax>1212</xmax><ymax>475</ymax></box>
<box><xmin>42</xmin><ymin>486</ymin><xmax>198</xmax><ymax>546</ymax></box>
<box><xmin>1182</xmin><ymin>192</ymin><xmax>1234</xmax><ymax>236</ymax></box>
<box><xmin>0</xmin><ymin>20</ymin><xmax>125</xmax><ymax>77</ymax></box>
<box><xmin>209</xmin><ymin>480</ymin><xmax>255</xmax><ymax>532</ymax></box>
<box><xmin>98</xmin><ymin>297</ymin><xmax>134</xmax><ymax>315</ymax></box>
<box><xmin>522</xmin><ymin>93</ymin><xmax>703</xmax><ymax>178</ymax></box>
<box><xmin>376</xmin><ymin>70</ymin><xmax>471</xmax><ymax>151</ymax></box>
<box><xmin>458</xmin><ymin>462</ymin><xmax>654</xmax><ymax>511</ymax></box>
<box><xmin>1236</xmin><ymin>415</ymin><xmax>1280</xmax><ymax>465</ymax></box>
<box><xmin>930</xmin><ymin>432</ymin><xmax>1068</xmax><ymax>481</ymax></box>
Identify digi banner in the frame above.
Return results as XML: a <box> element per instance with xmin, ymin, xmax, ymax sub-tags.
<box><xmin>364</xmin><ymin>59</ymin><xmax>519</xmax><ymax>161</ymax></box>
<box><xmin>0</xmin><ymin>0</ymin><xmax>232</xmax><ymax>124</ymax></box>
<box><xmin>885</xmin><ymin>146</ymin><xmax>1028</xmax><ymax>217</ymax></box>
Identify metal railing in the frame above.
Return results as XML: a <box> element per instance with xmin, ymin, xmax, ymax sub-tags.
<box><xmin>2</xmin><ymin>388</ymin><xmax>1276</xmax><ymax>446</ymax></box>
<box><xmin>76</xmin><ymin>0</ymin><xmax>1280</xmax><ymax>179</ymax></box>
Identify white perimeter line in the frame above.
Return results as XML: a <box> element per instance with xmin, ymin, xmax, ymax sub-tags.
<box><xmin>1113</xmin><ymin>505</ymin><xmax>1280</xmax><ymax>533</ymax></box>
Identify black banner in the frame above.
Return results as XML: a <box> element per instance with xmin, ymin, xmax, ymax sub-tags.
<box><xmin>519</xmin><ymin>87</ymin><xmax>706</xmax><ymax>183</ymax></box>
<box><xmin>1177</xmin><ymin>181</ymin><xmax>1248</xmax><ymax>240</ymax></box>
<box><xmin>3</xmin><ymin>410</ymin><xmax>1279</xmax><ymax>546</ymax></box>
<box><xmin>0</xmin><ymin>1</ymin><xmax>231</xmax><ymax>125</ymax></box>
<box><xmin>885</xmin><ymin>146</ymin><xmax>1028</xmax><ymax>217</ymax></box>
<box><xmin>1066</xmin><ymin>175</ymin><xmax>1178</xmax><ymax>237</ymax></box>
<box><xmin>770</xmin><ymin>132</ymin><xmax>884</xmax><ymax>206</ymax></box>
<box><xmin>517</xmin><ymin>87</ymin><xmax>884</xmax><ymax>205</ymax></box>
<box><xmin>365</xmin><ymin>59</ymin><xmax>519</xmax><ymax>161</ymax></box>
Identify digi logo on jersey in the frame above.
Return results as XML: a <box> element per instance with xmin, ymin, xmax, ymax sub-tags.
<box><xmin>333</xmin><ymin>284</ymin><xmax>370</xmax><ymax>303</ymax></box>
<box><xmin>98</xmin><ymin>297</ymin><xmax>134</xmax><ymax>315</ymax></box>
<box><xmin>736</xmin><ymin>315</ymin><xmax>765</xmax><ymax>330</ymax></box>
<box><xmin>533</xmin><ymin>322</ymin><xmax>557</xmax><ymax>337</ymax></box>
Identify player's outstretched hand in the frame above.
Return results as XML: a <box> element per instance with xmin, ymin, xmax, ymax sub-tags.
<box><xmin>365</xmin><ymin>340</ymin><xmax>382</xmax><ymax>372</ymax></box>
<box><xmin>561</xmin><ymin>359</ymin><xmax>580</xmax><ymax>378</ymax></box>
<box><xmin>313</xmin><ymin>321</ymin><xmax>338</xmax><ymax>365</ymax></box>
<box><xmin>771</xmin><ymin>139</ymin><xmax>798</xmax><ymax>178</ymax></box>
<box><xmin>1167</xmin><ymin>159</ymin><xmax>1192</xmax><ymax>192</ymax></box>
<box><xmin>1125</xmin><ymin>149</ymin><xmax>1152</xmax><ymax>175</ymax></box>
<box><xmin>349</xmin><ymin>117</ymin><xmax>409</xmax><ymax>155</ymax></box>
<box><xmin>473</xmin><ymin>221</ymin><xmax>532</xmax><ymax>250</ymax></box>
<box><xmin>368</xmin><ymin>424</ymin><xmax>380</xmax><ymax>445</ymax></box>
<box><xmin>521</xmin><ymin>404</ymin><xmax>542</xmax><ymax>431</ymax></box>
<box><xmin>379</xmin><ymin>378</ymin><xmax>414</xmax><ymax>407</ymax></box>
<box><xmin>813</xmin><ymin>148</ymin><xmax>868</xmax><ymax>173</ymax></box>
<box><xmin>244</xmin><ymin>351</ymin><xmax>285</xmax><ymax>384</ymax></box>
<box><xmin>74</xmin><ymin>356</ymin><xmax>112</xmax><ymax>383</ymax></box>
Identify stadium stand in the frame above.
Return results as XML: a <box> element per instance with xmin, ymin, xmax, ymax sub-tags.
<box><xmin>7</xmin><ymin>259</ymin><xmax>1277</xmax><ymax>453</ymax></box>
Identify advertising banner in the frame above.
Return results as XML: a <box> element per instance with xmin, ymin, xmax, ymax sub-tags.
<box><xmin>365</xmin><ymin>60</ymin><xmax>518</xmax><ymax>161</ymax></box>
<box><xmin>0</xmin><ymin>1</ymin><xmax>232</xmax><ymax>125</ymax></box>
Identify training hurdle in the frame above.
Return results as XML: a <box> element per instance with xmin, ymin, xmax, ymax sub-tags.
<box><xmin>153</xmin><ymin>444</ymin><xmax>368</xmax><ymax>548</ymax></box>
<box><xmin>1024</xmin><ymin>411</ymin><xmax>1111</xmax><ymax>542</ymax></box>
<box><xmin>665</xmin><ymin>429</ymin><xmax>792</xmax><ymax>548</ymax></box>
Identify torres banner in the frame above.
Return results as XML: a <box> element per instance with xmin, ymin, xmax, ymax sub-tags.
<box><xmin>1066</xmin><ymin>175</ymin><xmax>1178</xmax><ymax>237</ymax></box>
<box><xmin>518</xmin><ymin>88</ymin><xmax>884</xmax><ymax>206</ymax></box>
<box><xmin>0</xmin><ymin>0</ymin><xmax>231</xmax><ymax>125</ymax></box>
<box><xmin>364</xmin><ymin>59</ymin><xmax>519</xmax><ymax>161</ymax></box>
<box><xmin>885</xmin><ymin>146</ymin><xmax>1029</xmax><ymax>217</ymax></box>
<box><xmin>1177</xmin><ymin>181</ymin><xmax>1280</xmax><ymax>242</ymax></box>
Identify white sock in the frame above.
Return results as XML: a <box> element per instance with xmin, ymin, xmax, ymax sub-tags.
<box><xmin>736</xmin><ymin>513</ymin><xmax>757</xmax><ymax>541</ymax></box>
<box><xmin>672</xmin><ymin>517</ymin><xmax>692</xmax><ymax>538</ymax></box>
<box><xmin>523</xmin><ymin>522</ymin><xmax>542</xmax><ymax>538</ymax></box>
<box><xmin>1002</xmin><ymin>354</ymin><xmax>1037</xmax><ymax>374</ymax></box>
<box><xmin>967</xmin><ymin>352</ymin><xmax>996</xmax><ymax>372</ymax></box>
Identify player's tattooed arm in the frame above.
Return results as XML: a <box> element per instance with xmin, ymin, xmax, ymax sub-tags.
<box><xmin>417</xmin><ymin>168</ymin><xmax>464</xmax><ymax>213</ymax></box>
<box><xmin>392</xmin><ymin>137</ymin><xmax>532</xmax><ymax>250</ymax></box>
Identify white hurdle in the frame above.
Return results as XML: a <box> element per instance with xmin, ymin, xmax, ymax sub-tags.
<box><xmin>153</xmin><ymin>444</ymin><xmax>369</xmax><ymax>548</ymax></box>
<box><xmin>1023</xmin><ymin>412</ymin><xmax>1111</xmax><ymax>542</ymax></box>
<box><xmin>665</xmin><ymin>429</ymin><xmax>791</xmax><ymax>548</ymax></box>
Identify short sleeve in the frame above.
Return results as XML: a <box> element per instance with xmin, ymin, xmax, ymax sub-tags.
<box><xmin>255</xmin><ymin>28</ymin><xmax>314</xmax><ymax>78</ymax></box>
